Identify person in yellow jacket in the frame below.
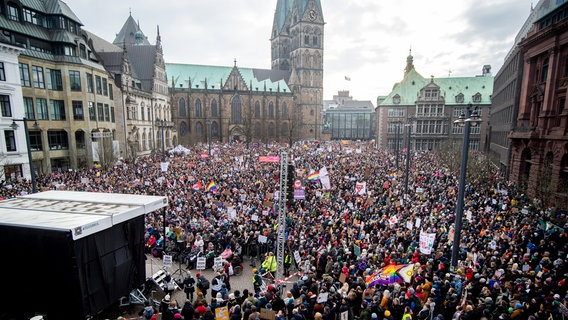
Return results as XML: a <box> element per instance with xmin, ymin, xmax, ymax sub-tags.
<box><xmin>261</xmin><ymin>252</ymin><xmax>277</xmax><ymax>275</ymax></box>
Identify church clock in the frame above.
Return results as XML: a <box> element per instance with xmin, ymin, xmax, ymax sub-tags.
<box><xmin>309</xmin><ymin>9</ymin><xmax>317</xmax><ymax>20</ymax></box>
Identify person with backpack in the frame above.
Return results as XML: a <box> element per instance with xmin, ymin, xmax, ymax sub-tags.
<box><xmin>196</xmin><ymin>273</ymin><xmax>210</xmax><ymax>298</ymax></box>
<box><xmin>139</xmin><ymin>300</ymin><xmax>156</xmax><ymax>320</ymax></box>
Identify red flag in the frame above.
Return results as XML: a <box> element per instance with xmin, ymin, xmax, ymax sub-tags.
<box><xmin>192</xmin><ymin>181</ymin><xmax>203</xmax><ymax>190</ymax></box>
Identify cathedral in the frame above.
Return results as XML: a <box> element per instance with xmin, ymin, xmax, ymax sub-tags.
<box><xmin>167</xmin><ymin>0</ymin><xmax>327</xmax><ymax>146</ymax></box>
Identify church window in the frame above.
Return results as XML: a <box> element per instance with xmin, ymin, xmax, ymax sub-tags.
<box><xmin>255</xmin><ymin>101</ymin><xmax>261</xmax><ymax>118</ymax></box>
<box><xmin>268</xmin><ymin>101</ymin><xmax>275</xmax><ymax>119</ymax></box>
<box><xmin>304</xmin><ymin>35</ymin><xmax>310</xmax><ymax>46</ymax></box>
<box><xmin>195</xmin><ymin>98</ymin><xmax>203</xmax><ymax>117</ymax></box>
<box><xmin>313</xmin><ymin>36</ymin><xmax>318</xmax><ymax>48</ymax></box>
<box><xmin>231</xmin><ymin>95</ymin><xmax>243</xmax><ymax>124</ymax></box>
<box><xmin>281</xmin><ymin>122</ymin><xmax>289</xmax><ymax>136</ymax></box>
<box><xmin>310</xmin><ymin>109</ymin><xmax>314</xmax><ymax>116</ymax></box>
<box><xmin>255</xmin><ymin>122</ymin><xmax>261</xmax><ymax>137</ymax></box>
<box><xmin>178</xmin><ymin>98</ymin><xmax>187</xmax><ymax>117</ymax></box>
<box><xmin>541</xmin><ymin>57</ymin><xmax>549</xmax><ymax>83</ymax></box>
<box><xmin>211</xmin><ymin>99</ymin><xmax>218</xmax><ymax>117</ymax></box>
<box><xmin>268</xmin><ymin>122</ymin><xmax>275</xmax><ymax>136</ymax></box>
<box><xmin>180</xmin><ymin>121</ymin><xmax>188</xmax><ymax>136</ymax></box>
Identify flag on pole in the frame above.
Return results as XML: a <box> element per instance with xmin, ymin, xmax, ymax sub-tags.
<box><xmin>307</xmin><ymin>172</ymin><xmax>320</xmax><ymax>181</ymax></box>
<box><xmin>192</xmin><ymin>181</ymin><xmax>203</xmax><ymax>190</ymax></box>
<box><xmin>206</xmin><ymin>181</ymin><xmax>217</xmax><ymax>192</ymax></box>
<box><xmin>397</xmin><ymin>264</ymin><xmax>414</xmax><ymax>283</ymax></box>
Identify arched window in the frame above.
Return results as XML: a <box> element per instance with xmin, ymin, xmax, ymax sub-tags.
<box><xmin>211</xmin><ymin>99</ymin><xmax>218</xmax><ymax>117</ymax></box>
<box><xmin>255</xmin><ymin>101</ymin><xmax>261</xmax><ymax>118</ymax></box>
<box><xmin>231</xmin><ymin>95</ymin><xmax>242</xmax><ymax>124</ymax></box>
<box><xmin>179</xmin><ymin>98</ymin><xmax>187</xmax><ymax>117</ymax></box>
<box><xmin>268</xmin><ymin>101</ymin><xmax>275</xmax><ymax>119</ymax></box>
<box><xmin>212</xmin><ymin>121</ymin><xmax>219</xmax><ymax>137</ymax></box>
<box><xmin>180</xmin><ymin>121</ymin><xmax>188</xmax><ymax>137</ymax></box>
<box><xmin>268</xmin><ymin>122</ymin><xmax>275</xmax><ymax>137</ymax></box>
<box><xmin>195</xmin><ymin>98</ymin><xmax>203</xmax><ymax>118</ymax></box>
<box><xmin>196</xmin><ymin>122</ymin><xmax>204</xmax><ymax>135</ymax></box>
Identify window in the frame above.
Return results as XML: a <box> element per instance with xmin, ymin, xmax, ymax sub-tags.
<box><xmin>46</xmin><ymin>69</ymin><xmax>63</xmax><ymax>90</ymax></box>
<box><xmin>455</xmin><ymin>93</ymin><xmax>464</xmax><ymax>103</ymax></box>
<box><xmin>387</xmin><ymin>108</ymin><xmax>404</xmax><ymax>117</ymax></box>
<box><xmin>48</xmin><ymin>130</ymin><xmax>69</xmax><ymax>150</ymax></box>
<box><xmin>95</xmin><ymin>75</ymin><xmax>102</xmax><ymax>94</ymax></box>
<box><xmin>211</xmin><ymin>99</ymin><xmax>218</xmax><ymax>117</ymax></box>
<box><xmin>195</xmin><ymin>98</ymin><xmax>203</xmax><ymax>117</ymax></box>
<box><xmin>19</xmin><ymin>63</ymin><xmax>31</xmax><ymax>87</ymax></box>
<box><xmin>36</xmin><ymin>98</ymin><xmax>48</xmax><ymax>120</ymax></box>
<box><xmin>69</xmin><ymin>70</ymin><xmax>81</xmax><ymax>91</ymax></box>
<box><xmin>392</xmin><ymin>94</ymin><xmax>401</xmax><ymax>104</ymax></box>
<box><xmin>79</xmin><ymin>44</ymin><xmax>87</xmax><ymax>59</ymax></box>
<box><xmin>32</xmin><ymin>66</ymin><xmax>45</xmax><ymax>88</ymax></box>
<box><xmin>542</xmin><ymin>58</ymin><xmax>549</xmax><ymax>83</ymax></box>
<box><xmin>8</xmin><ymin>4</ymin><xmax>19</xmax><ymax>21</ymax></box>
<box><xmin>282</xmin><ymin>102</ymin><xmax>288</xmax><ymax>119</ymax></box>
<box><xmin>178</xmin><ymin>98</ymin><xmax>186</xmax><ymax>117</ymax></box>
<box><xmin>86</xmin><ymin>73</ymin><xmax>93</xmax><ymax>93</ymax></box>
<box><xmin>29</xmin><ymin>131</ymin><xmax>42</xmax><ymax>151</ymax></box>
<box><xmin>72</xmin><ymin>101</ymin><xmax>83</xmax><ymax>120</ymax></box>
<box><xmin>102</xmin><ymin>78</ymin><xmax>108</xmax><ymax>96</ymax></box>
<box><xmin>108</xmin><ymin>83</ymin><xmax>113</xmax><ymax>99</ymax></box>
<box><xmin>49</xmin><ymin>100</ymin><xmax>65</xmax><ymax>120</ymax></box>
<box><xmin>0</xmin><ymin>62</ymin><xmax>5</xmax><ymax>81</ymax></box>
<box><xmin>268</xmin><ymin>101</ymin><xmax>275</xmax><ymax>119</ymax></box>
<box><xmin>88</xmin><ymin>102</ymin><xmax>95</xmax><ymax>120</ymax></box>
<box><xmin>230</xmin><ymin>95</ymin><xmax>242</xmax><ymax>124</ymax></box>
<box><xmin>140</xmin><ymin>106</ymin><xmax>145</xmax><ymax>121</ymax></box>
<box><xmin>110</xmin><ymin>106</ymin><xmax>115</xmax><ymax>123</ymax></box>
<box><xmin>97</xmin><ymin>103</ymin><xmax>104</xmax><ymax>121</ymax></box>
<box><xmin>255</xmin><ymin>101</ymin><xmax>261</xmax><ymax>118</ymax></box>
<box><xmin>4</xmin><ymin>130</ymin><xmax>16</xmax><ymax>151</ymax></box>
<box><xmin>104</xmin><ymin>104</ymin><xmax>110</xmax><ymax>121</ymax></box>
<box><xmin>24</xmin><ymin>97</ymin><xmax>34</xmax><ymax>119</ymax></box>
<box><xmin>0</xmin><ymin>95</ymin><xmax>11</xmax><ymax>117</ymax></box>
<box><xmin>472</xmin><ymin>93</ymin><xmax>482</xmax><ymax>103</ymax></box>
<box><xmin>23</xmin><ymin>8</ymin><xmax>33</xmax><ymax>22</ymax></box>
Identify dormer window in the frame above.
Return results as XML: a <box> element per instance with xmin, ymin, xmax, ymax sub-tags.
<box><xmin>8</xmin><ymin>4</ymin><xmax>19</xmax><ymax>21</ymax></box>
<box><xmin>424</xmin><ymin>89</ymin><xmax>438</xmax><ymax>100</ymax></box>
<box><xmin>393</xmin><ymin>94</ymin><xmax>401</xmax><ymax>104</ymax></box>
<box><xmin>455</xmin><ymin>93</ymin><xmax>464</xmax><ymax>103</ymax></box>
<box><xmin>472</xmin><ymin>92</ymin><xmax>482</xmax><ymax>103</ymax></box>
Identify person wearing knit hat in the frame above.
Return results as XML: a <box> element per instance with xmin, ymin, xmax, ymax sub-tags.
<box><xmin>384</xmin><ymin>310</ymin><xmax>391</xmax><ymax>317</ymax></box>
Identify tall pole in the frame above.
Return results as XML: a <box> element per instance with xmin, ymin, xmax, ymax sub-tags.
<box><xmin>451</xmin><ymin>105</ymin><xmax>474</xmax><ymax>268</ymax></box>
<box><xmin>207</xmin><ymin>120</ymin><xmax>212</xmax><ymax>156</ymax></box>
<box><xmin>22</xmin><ymin>119</ymin><xmax>36</xmax><ymax>194</ymax></box>
<box><xmin>11</xmin><ymin>118</ymin><xmax>37</xmax><ymax>193</ymax></box>
<box><xmin>276</xmin><ymin>151</ymin><xmax>288</xmax><ymax>282</ymax></box>
<box><xmin>395</xmin><ymin>122</ymin><xmax>400</xmax><ymax>169</ymax></box>
<box><xmin>160</xmin><ymin>120</ymin><xmax>166</xmax><ymax>162</ymax></box>
<box><xmin>404</xmin><ymin>123</ymin><xmax>411</xmax><ymax>198</ymax></box>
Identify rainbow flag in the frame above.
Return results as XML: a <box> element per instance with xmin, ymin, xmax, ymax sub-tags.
<box><xmin>206</xmin><ymin>181</ymin><xmax>217</xmax><ymax>192</ymax></box>
<box><xmin>307</xmin><ymin>172</ymin><xmax>320</xmax><ymax>181</ymax></box>
<box><xmin>365</xmin><ymin>264</ymin><xmax>404</xmax><ymax>287</ymax></box>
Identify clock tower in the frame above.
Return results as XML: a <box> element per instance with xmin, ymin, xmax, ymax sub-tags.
<box><xmin>271</xmin><ymin>0</ymin><xmax>324</xmax><ymax>140</ymax></box>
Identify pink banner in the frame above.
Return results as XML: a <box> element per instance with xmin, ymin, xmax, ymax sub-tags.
<box><xmin>258</xmin><ymin>156</ymin><xmax>280</xmax><ymax>163</ymax></box>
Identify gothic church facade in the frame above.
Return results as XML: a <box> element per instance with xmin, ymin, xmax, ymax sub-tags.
<box><xmin>167</xmin><ymin>0</ymin><xmax>326</xmax><ymax>146</ymax></box>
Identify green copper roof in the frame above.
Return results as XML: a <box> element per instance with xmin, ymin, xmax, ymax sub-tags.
<box><xmin>274</xmin><ymin>0</ymin><xmax>323</xmax><ymax>33</ymax></box>
<box><xmin>166</xmin><ymin>63</ymin><xmax>291</xmax><ymax>93</ymax></box>
<box><xmin>378</xmin><ymin>67</ymin><xmax>493</xmax><ymax>107</ymax></box>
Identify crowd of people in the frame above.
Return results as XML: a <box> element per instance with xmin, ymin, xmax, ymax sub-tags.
<box><xmin>1</xmin><ymin>140</ymin><xmax>567</xmax><ymax>320</ymax></box>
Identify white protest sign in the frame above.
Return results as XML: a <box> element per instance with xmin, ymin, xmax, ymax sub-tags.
<box><xmin>214</xmin><ymin>256</ymin><xmax>224</xmax><ymax>270</ymax></box>
<box><xmin>258</xmin><ymin>235</ymin><xmax>268</xmax><ymax>244</ymax></box>
<box><xmin>163</xmin><ymin>254</ymin><xmax>173</xmax><ymax>269</ymax></box>
<box><xmin>160</xmin><ymin>161</ymin><xmax>169</xmax><ymax>172</ymax></box>
<box><xmin>406</xmin><ymin>221</ymin><xmax>413</xmax><ymax>230</ymax></box>
<box><xmin>419</xmin><ymin>230</ymin><xmax>436</xmax><ymax>255</ymax></box>
<box><xmin>196</xmin><ymin>257</ymin><xmax>206</xmax><ymax>270</ymax></box>
<box><xmin>294</xmin><ymin>251</ymin><xmax>302</xmax><ymax>264</ymax></box>
<box><xmin>415</xmin><ymin>218</ymin><xmax>422</xmax><ymax>228</ymax></box>
<box><xmin>251</xmin><ymin>214</ymin><xmax>259</xmax><ymax>221</ymax></box>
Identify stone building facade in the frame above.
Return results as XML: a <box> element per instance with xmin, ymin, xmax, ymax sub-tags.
<box><xmin>509</xmin><ymin>1</ymin><xmax>568</xmax><ymax>207</ymax></box>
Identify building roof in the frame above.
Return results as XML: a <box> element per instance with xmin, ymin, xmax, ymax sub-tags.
<box><xmin>0</xmin><ymin>191</ymin><xmax>166</xmax><ymax>240</ymax></box>
<box><xmin>326</xmin><ymin>100</ymin><xmax>375</xmax><ymax>113</ymax></box>
<box><xmin>273</xmin><ymin>0</ymin><xmax>323</xmax><ymax>33</ymax></box>
<box><xmin>166</xmin><ymin>63</ymin><xmax>291</xmax><ymax>93</ymax></box>
<box><xmin>113</xmin><ymin>13</ymin><xmax>151</xmax><ymax>46</ymax></box>
<box><xmin>378</xmin><ymin>55</ymin><xmax>493</xmax><ymax>107</ymax></box>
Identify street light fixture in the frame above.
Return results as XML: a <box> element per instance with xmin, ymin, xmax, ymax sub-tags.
<box><xmin>451</xmin><ymin>103</ymin><xmax>481</xmax><ymax>268</ymax></box>
<box><xmin>10</xmin><ymin>118</ymin><xmax>39</xmax><ymax>194</ymax></box>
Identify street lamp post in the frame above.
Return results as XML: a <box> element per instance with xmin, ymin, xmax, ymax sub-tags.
<box><xmin>403</xmin><ymin>119</ymin><xmax>413</xmax><ymax>198</ymax></box>
<box><xmin>394</xmin><ymin>122</ymin><xmax>401</xmax><ymax>169</ymax></box>
<box><xmin>451</xmin><ymin>103</ymin><xmax>481</xmax><ymax>268</ymax></box>
<box><xmin>206</xmin><ymin>120</ymin><xmax>212</xmax><ymax>156</ymax></box>
<box><xmin>10</xmin><ymin>118</ymin><xmax>38</xmax><ymax>194</ymax></box>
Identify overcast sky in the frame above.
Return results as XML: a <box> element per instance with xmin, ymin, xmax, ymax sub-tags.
<box><xmin>65</xmin><ymin>0</ymin><xmax>533</xmax><ymax>104</ymax></box>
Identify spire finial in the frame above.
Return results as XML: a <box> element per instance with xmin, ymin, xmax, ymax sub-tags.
<box><xmin>234</xmin><ymin>58</ymin><xmax>237</xmax><ymax>67</ymax></box>
<box><xmin>129</xmin><ymin>8</ymin><xmax>131</xmax><ymax>16</ymax></box>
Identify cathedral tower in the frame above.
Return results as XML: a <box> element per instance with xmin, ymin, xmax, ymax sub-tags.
<box><xmin>271</xmin><ymin>0</ymin><xmax>324</xmax><ymax>140</ymax></box>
